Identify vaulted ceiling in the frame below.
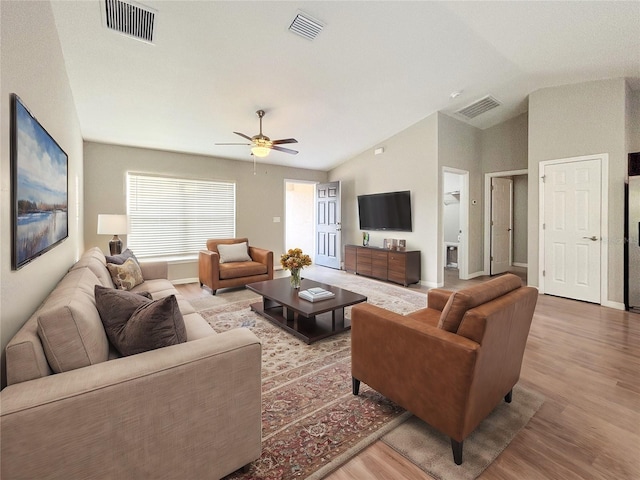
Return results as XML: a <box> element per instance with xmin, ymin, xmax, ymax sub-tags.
<box><xmin>51</xmin><ymin>1</ymin><xmax>640</xmax><ymax>170</ymax></box>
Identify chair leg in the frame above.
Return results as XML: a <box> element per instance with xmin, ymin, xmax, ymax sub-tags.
<box><xmin>352</xmin><ymin>377</ymin><xmax>360</xmax><ymax>395</ymax></box>
<box><xmin>504</xmin><ymin>389</ymin><xmax>513</xmax><ymax>403</ymax></box>
<box><xmin>211</xmin><ymin>289</ymin><xmax>217</xmax><ymax>296</ymax></box>
<box><xmin>451</xmin><ymin>438</ymin><xmax>463</xmax><ymax>465</ymax></box>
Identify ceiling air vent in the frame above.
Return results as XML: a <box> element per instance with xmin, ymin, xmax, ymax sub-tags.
<box><xmin>103</xmin><ymin>0</ymin><xmax>156</xmax><ymax>44</ymax></box>
<box><xmin>456</xmin><ymin>95</ymin><xmax>501</xmax><ymax>120</ymax></box>
<box><xmin>289</xmin><ymin>13</ymin><xmax>324</xmax><ymax>41</ymax></box>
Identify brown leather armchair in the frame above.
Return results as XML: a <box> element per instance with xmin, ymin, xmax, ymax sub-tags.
<box><xmin>351</xmin><ymin>274</ymin><xmax>537</xmax><ymax>465</ymax></box>
<box><xmin>199</xmin><ymin>238</ymin><xmax>273</xmax><ymax>295</ymax></box>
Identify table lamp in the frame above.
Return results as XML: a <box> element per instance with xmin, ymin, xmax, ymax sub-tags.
<box><xmin>97</xmin><ymin>214</ymin><xmax>129</xmax><ymax>255</ymax></box>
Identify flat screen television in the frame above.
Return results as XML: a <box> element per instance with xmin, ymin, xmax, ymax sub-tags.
<box><xmin>357</xmin><ymin>190</ymin><xmax>412</xmax><ymax>232</ymax></box>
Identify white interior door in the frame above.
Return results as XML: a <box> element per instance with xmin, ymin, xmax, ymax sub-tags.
<box><xmin>543</xmin><ymin>159</ymin><xmax>601</xmax><ymax>303</ymax></box>
<box><xmin>315</xmin><ymin>181</ymin><xmax>341</xmax><ymax>269</ymax></box>
<box><xmin>491</xmin><ymin>177</ymin><xmax>513</xmax><ymax>275</ymax></box>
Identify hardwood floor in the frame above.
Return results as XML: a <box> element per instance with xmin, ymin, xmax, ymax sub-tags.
<box><xmin>177</xmin><ymin>266</ymin><xmax>640</xmax><ymax>479</ymax></box>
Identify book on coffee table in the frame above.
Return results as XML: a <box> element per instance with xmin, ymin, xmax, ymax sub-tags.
<box><xmin>298</xmin><ymin>287</ymin><xmax>335</xmax><ymax>302</ymax></box>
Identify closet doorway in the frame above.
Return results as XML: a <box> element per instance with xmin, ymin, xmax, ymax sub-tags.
<box><xmin>484</xmin><ymin>169</ymin><xmax>528</xmax><ymax>278</ymax></box>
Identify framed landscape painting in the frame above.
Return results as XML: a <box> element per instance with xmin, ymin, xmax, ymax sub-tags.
<box><xmin>11</xmin><ymin>94</ymin><xmax>68</xmax><ymax>270</ymax></box>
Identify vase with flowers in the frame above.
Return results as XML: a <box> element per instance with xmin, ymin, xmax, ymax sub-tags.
<box><xmin>280</xmin><ymin>248</ymin><xmax>312</xmax><ymax>289</ymax></box>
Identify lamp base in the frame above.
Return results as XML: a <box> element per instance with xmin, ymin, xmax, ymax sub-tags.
<box><xmin>109</xmin><ymin>235</ymin><xmax>123</xmax><ymax>255</ymax></box>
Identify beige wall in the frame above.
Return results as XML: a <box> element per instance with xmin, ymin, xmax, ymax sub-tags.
<box><xmin>628</xmin><ymin>87</ymin><xmax>640</xmax><ymax>153</ymax></box>
<box><xmin>83</xmin><ymin>142</ymin><xmax>327</xmax><ymax>281</ymax></box>
<box><xmin>1</xmin><ymin>0</ymin><xmax>84</xmax><ymax>383</ymax></box>
<box><xmin>512</xmin><ymin>175</ymin><xmax>528</xmax><ymax>265</ymax></box>
<box><xmin>481</xmin><ymin>113</ymin><xmax>528</xmax><ymax>173</ymax></box>
<box><xmin>528</xmin><ymin>78</ymin><xmax>628</xmax><ymax>305</ymax></box>
<box><xmin>438</xmin><ymin>113</ymin><xmax>483</xmax><ymax>279</ymax></box>
<box><xmin>329</xmin><ymin>113</ymin><xmax>440</xmax><ymax>286</ymax></box>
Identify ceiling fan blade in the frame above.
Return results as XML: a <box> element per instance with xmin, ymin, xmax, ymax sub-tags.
<box><xmin>215</xmin><ymin>142</ymin><xmax>251</xmax><ymax>146</ymax></box>
<box><xmin>272</xmin><ymin>138</ymin><xmax>298</xmax><ymax>145</ymax></box>
<box><xmin>271</xmin><ymin>145</ymin><xmax>298</xmax><ymax>155</ymax></box>
<box><xmin>233</xmin><ymin>131</ymin><xmax>253</xmax><ymax>141</ymax></box>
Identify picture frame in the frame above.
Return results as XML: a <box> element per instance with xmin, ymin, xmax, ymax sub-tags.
<box><xmin>11</xmin><ymin>94</ymin><xmax>69</xmax><ymax>270</ymax></box>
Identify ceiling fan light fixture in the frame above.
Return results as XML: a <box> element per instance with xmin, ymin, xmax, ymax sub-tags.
<box><xmin>251</xmin><ymin>145</ymin><xmax>270</xmax><ymax>157</ymax></box>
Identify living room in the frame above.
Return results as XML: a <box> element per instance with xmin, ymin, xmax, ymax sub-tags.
<box><xmin>1</xmin><ymin>1</ymin><xmax>640</xmax><ymax>479</ymax></box>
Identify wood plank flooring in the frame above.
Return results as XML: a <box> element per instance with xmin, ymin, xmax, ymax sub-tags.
<box><xmin>177</xmin><ymin>266</ymin><xmax>640</xmax><ymax>480</ymax></box>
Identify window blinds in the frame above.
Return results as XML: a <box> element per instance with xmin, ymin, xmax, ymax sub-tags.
<box><xmin>126</xmin><ymin>173</ymin><xmax>235</xmax><ymax>258</ymax></box>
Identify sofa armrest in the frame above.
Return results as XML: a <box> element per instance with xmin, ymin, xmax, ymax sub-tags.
<box><xmin>351</xmin><ymin>303</ymin><xmax>478</xmax><ymax>434</ymax></box>
<box><xmin>139</xmin><ymin>260</ymin><xmax>168</xmax><ymax>280</ymax></box>
<box><xmin>249</xmin><ymin>246</ymin><xmax>274</xmax><ymax>278</ymax></box>
<box><xmin>427</xmin><ymin>288</ymin><xmax>454</xmax><ymax>311</ymax></box>
<box><xmin>0</xmin><ymin>329</ymin><xmax>262</xmax><ymax>480</ymax></box>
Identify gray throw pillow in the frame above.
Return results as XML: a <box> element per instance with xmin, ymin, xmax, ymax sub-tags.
<box><xmin>105</xmin><ymin>248</ymin><xmax>139</xmax><ymax>265</ymax></box>
<box><xmin>94</xmin><ymin>285</ymin><xmax>187</xmax><ymax>356</ymax></box>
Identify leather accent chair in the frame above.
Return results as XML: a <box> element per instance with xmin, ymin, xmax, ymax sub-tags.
<box><xmin>351</xmin><ymin>273</ymin><xmax>537</xmax><ymax>465</ymax></box>
<box><xmin>199</xmin><ymin>238</ymin><xmax>273</xmax><ymax>295</ymax></box>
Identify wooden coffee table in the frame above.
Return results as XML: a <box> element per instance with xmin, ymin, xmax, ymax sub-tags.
<box><xmin>246</xmin><ymin>277</ymin><xmax>367</xmax><ymax>344</ymax></box>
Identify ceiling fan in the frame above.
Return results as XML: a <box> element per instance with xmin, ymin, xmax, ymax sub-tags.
<box><xmin>216</xmin><ymin>110</ymin><xmax>298</xmax><ymax>157</ymax></box>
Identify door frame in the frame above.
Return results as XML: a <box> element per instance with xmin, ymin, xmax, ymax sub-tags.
<box><xmin>538</xmin><ymin>153</ymin><xmax>610</xmax><ymax>305</ymax></box>
<box><xmin>442</xmin><ymin>167</ymin><xmax>469</xmax><ymax>280</ymax></box>
<box><xmin>484</xmin><ymin>169</ymin><xmax>527</xmax><ymax>275</ymax></box>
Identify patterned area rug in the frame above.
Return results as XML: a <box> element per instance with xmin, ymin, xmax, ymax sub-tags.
<box><xmin>197</xmin><ymin>274</ymin><xmax>543</xmax><ymax>480</ymax></box>
<box><xmin>197</xmin><ymin>276</ymin><xmax>426</xmax><ymax>480</ymax></box>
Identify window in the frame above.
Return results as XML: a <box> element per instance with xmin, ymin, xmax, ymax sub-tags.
<box><xmin>127</xmin><ymin>173</ymin><xmax>235</xmax><ymax>258</ymax></box>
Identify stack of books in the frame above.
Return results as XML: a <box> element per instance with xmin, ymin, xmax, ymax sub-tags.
<box><xmin>298</xmin><ymin>287</ymin><xmax>335</xmax><ymax>302</ymax></box>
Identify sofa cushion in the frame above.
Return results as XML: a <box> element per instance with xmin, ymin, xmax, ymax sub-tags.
<box><xmin>95</xmin><ymin>286</ymin><xmax>187</xmax><ymax>356</ymax></box>
<box><xmin>105</xmin><ymin>248</ymin><xmax>139</xmax><ymax>266</ymax></box>
<box><xmin>219</xmin><ymin>261</ymin><xmax>268</xmax><ymax>280</ymax></box>
<box><xmin>218</xmin><ymin>242</ymin><xmax>252</xmax><ymax>264</ymax></box>
<box><xmin>437</xmin><ymin>291</ymin><xmax>471</xmax><ymax>332</ymax></box>
<box><xmin>107</xmin><ymin>258</ymin><xmax>144</xmax><ymax>291</ymax></box>
<box><xmin>36</xmin><ymin>268</ymin><xmax>110</xmax><ymax>374</ymax></box>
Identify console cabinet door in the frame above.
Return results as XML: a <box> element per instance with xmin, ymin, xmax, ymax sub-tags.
<box><xmin>356</xmin><ymin>248</ymin><xmax>372</xmax><ymax>276</ymax></box>
<box><xmin>371</xmin><ymin>250</ymin><xmax>388</xmax><ymax>280</ymax></box>
<box><xmin>345</xmin><ymin>245</ymin><xmax>357</xmax><ymax>272</ymax></box>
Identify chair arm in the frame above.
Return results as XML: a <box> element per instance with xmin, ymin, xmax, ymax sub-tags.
<box><xmin>199</xmin><ymin>249</ymin><xmax>221</xmax><ymax>289</ymax></box>
<box><xmin>0</xmin><ymin>329</ymin><xmax>262</xmax><ymax>479</ymax></box>
<box><xmin>351</xmin><ymin>303</ymin><xmax>478</xmax><ymax>437</ymax></box>
<box><xmin>427</xmin><ymin>288</ymin><xmax>454</xmax><ymax>311</ymax></box>
<box><xmin>249</xmin><ymin>246</ymin><xmax>274</xmax><ymax>278</ymax></box>
<box><xmin>139</xmin><ymin>260</ymin><xmax>168</xmax><ymax>280</ymax></box>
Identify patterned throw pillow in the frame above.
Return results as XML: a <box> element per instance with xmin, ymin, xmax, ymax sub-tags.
<box><xmin>107</xmin><ymin>258</ymin><xmax>144</xmax><ymax>291</ymax></box>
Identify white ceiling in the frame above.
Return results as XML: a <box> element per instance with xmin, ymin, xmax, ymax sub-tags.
<box><xmin>50</xmin><ymin>1</ymin><xmax>640</xmax><ymax>171</ymax></box>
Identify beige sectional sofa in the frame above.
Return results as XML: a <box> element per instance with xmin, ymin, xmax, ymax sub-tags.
<box><xmin>1</xmin><ymin>247</ymin><xmax>262</xmax><ymax>479</ymax></box>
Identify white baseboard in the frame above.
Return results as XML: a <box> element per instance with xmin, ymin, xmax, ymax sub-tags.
<box><xmin>512</xmin><ymin>262</ymin><xmax>528</xmax><ymax>268</ymax></box>
<box><xmin>601</xmin><ymin>300</ymin><xmax>625</xmax><ymax>311</ymax></box>
<box><xmin>171</xmin><ymin>277</ymin><xmax>199</xmax><ymax>285</ymax></box>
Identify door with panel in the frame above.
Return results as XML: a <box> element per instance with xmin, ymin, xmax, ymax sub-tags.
<box><xmin>543</xmin><ymin>159</ymin><xmax>601</xmax><ymax>303</ymax></box>
<box><xmin>315</xmin><ymin>181</ymin><xmax>342</xmax><ymax>269</ymax></box>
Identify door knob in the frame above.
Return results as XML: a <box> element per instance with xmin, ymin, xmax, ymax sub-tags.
<box><xmin>582</xmin><ymin>236</ymin><xmax>598</xmax><ymax>241</ymax></box>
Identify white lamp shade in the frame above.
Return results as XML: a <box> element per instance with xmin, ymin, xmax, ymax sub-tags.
<box><xmin>97</xmin><ymin>214</ymin><xmax>129</xmax><ymax>235</ymax></box>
